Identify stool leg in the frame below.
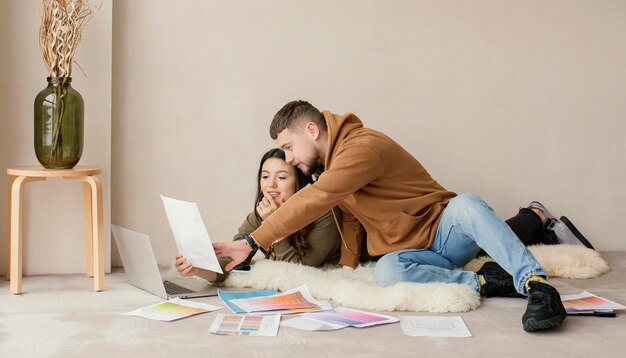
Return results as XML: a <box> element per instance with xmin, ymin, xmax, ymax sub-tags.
<box><xmin>6</xmin><ymin>176</ymin><xmax>17</xmax><ymax>280</ymax></box>
<box><xmin>84</xmin><ymin>176</ymin><xmax>104</xmax><ymax>291</ymax></box>
<box><xmin>10</xmin><ymin>176</ymin><xmax>46</xmax><ymax>294</ymax></box>
<box><xmin>87</xmin><ymin>176</ymin><xmax>104</xmax><ymax>292</ymax></box>
<box><xmin>67</xmin><ymin>175</ymin><xmax>104</xmax><ymax>292</ymax></box>
<box><xmin>83</xmin><ymin>182</ymin><xmax>94</xmax><ymax>277</ymax></box>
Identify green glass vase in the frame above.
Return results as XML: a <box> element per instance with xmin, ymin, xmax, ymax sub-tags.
<box><xmin>34</xmin><ymin>77</ymin><xmax>84</xmax><ymax>169</ymax></box>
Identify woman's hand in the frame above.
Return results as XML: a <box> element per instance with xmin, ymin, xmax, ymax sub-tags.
<box><xmin>175</xmin><ymin>253</ymin><xmax>199</xmax><ymax>277</ymax></box>
<box><xmin>256</xmin><ymin>193</ymin><xmax>281</xmax><ymax>220</ymax></box>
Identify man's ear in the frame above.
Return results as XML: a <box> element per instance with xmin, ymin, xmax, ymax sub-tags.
<box><xmin>304</xmin><ymin>121</ymin><xmax>320</xmax><ymax>140</ymax></box>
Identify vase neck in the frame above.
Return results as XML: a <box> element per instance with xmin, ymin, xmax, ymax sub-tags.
<box><xmin>47</xmin><ymin>77</ymin><xmax>72</xmax><ymax>85</ymax></box>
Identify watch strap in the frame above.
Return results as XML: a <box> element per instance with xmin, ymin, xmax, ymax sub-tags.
<box><xmin>243</xmin><ymin>234</ymin><xmax>259</xmax><ymax>252</ymax></box>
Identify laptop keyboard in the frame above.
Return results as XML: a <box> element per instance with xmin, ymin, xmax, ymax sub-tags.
<box><xmin>163</xmin><ymin>280</ymin><xmax>195</xmax><ymax>295</ymax></box>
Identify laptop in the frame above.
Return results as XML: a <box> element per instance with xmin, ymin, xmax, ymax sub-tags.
<box><xmin>111</xmin><ymin>225</ymin><xmax>219</xmax><ymax>299</ymax></box>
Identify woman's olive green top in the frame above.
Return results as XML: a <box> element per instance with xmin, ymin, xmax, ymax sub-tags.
<box><xmin>211</xmin><ymin>209</ymin><xmax>342</xmax><ymax>283</ymax></box>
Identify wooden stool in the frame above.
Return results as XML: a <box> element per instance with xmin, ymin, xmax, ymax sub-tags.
<box><xmin>6</xmin><ymin>166</ymin><xmax>104</xmax><ymax>294</ymax></box>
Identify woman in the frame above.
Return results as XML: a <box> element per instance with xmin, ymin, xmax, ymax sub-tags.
<box><xmin>175</xmin><ymin>148</ymin><xmax>342</xmax><ymax>283</ymax></box>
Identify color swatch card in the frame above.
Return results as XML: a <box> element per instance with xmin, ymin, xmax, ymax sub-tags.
<box><xmin>209</xmin><ymin>314</ymin><xmax>281</xmax><ymax>336</ymax></box>
<box><xmin>301</xmin><ymin>307</ymin><xmax>399</xmax><ymax>328</ymax></box>
<box><xmin>561</xmin><ymin>291</ymin><xmax>625</xmax><ymax>312</ymax></box>
<box><xmin>218</xmin><ymin>289</ymin><xmax>277</xmax><ymax>313</ymax></box>
<box><xmin>228</xmin><ymin>285</ymin><xmax>329</xmax><ymax>313</ymax></box>
<box><xmin>273</xmin><ymin>285</ymin><xmax>332</xmax><ymax>314</ymax></box>
<box><xmin>124</xmin><ymin>298</ymin><xmax>221</xmax><ymax>321</ymax></box>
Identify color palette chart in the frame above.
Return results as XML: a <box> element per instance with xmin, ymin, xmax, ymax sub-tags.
<box><xmin>561</xmin><ymin>291</ymin><xmax>626</xmax><ymax>313</ymax></box>
<box><xmin>124</xmin><ymin>298</ymin><xmax>221</xmax><ymax>321</ymax></box>
<box><xmin>209</xmin><ymin>314</ymin><xmax>281</xmax><ymax>336</ymax></box>
<box><xmin>218</xmin><ymin>289</ymin><xmax>277</xmax><ymax>313</ymax></box>
<box><xmin>229</xmin><ymin>290</ymin><xmax>319</xmax><ymax>312</ymax></box>
<box><xmin>143</xmin><ymin>302</ymin><xmax>205</xmax><ymax>317</ymax></box>
<box><xmin>303</xmin><ymin>307</ymin><xmax>399</xmax><ymax>328</ymax></box>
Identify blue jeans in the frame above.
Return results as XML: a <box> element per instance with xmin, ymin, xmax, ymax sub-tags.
<box><xmin>373</xmin><ymin>193</ymin><xmax>547</xmax><ymax>295</ymax></box>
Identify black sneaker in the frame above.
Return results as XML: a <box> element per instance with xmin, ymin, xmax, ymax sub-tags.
<box><xmin>477</xmin><ymin>262</ymin><xmax>523</xmax><ymax>298</ymax></box>
<box><xmin>522</xmin><ymin>281</ymin><xmax>567</xmax><ymax>332</ymax></box>
<box><xmin>560</xmin><ymin>216</ymin><xmax>595</xmax><ymax>250</ymax></box>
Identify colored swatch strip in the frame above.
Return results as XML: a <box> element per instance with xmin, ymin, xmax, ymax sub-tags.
<box><xmin>143</xmin><ymin>302</ymin><xmax>206</xmax><ymax>315</ymax></box>
<box><xmin>563</xmin><ymin>296</ymin><xmax>606</xmax><ymax>307</ymax></box>
<box><xmin>215</xmin><ymin>315</ymin><xmax>267</xmax><ymax>336</ymax></box>
<box><xmin>306</xmin><ymin>311</ymin><xmax>388</xmax><ymax>326</ymax></box>
<box><xmin>230</xmin><ymin>291</ymin><xmax>319</xmax><ymax>312</ymax></box>
<box><xmin>218</xmin><ymin>289</ymin><xmax>277</xmax><ymax>313</ymax></box>
<box><xmin>220</xmin><ymin>315</ymin><xmax>261</xmax><ymax>331</ymax></box>
<box><xmin>240</xmin><ymin>315</ymin><xmax>264</xmax><ymax>331</ymax></box>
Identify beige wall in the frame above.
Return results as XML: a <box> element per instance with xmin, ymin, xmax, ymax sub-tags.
<box><xmin>111</xmin><ymin>0</ymin><xmax>626</xmax><ymax>270</ymax></box>
<box><xmin>2</xmin><ymin>1</ymin><xmax>624</xmax><ymax>275</ymax></box>
<box><xmin>0</xmin><ymin>0</ymin><xmax>112</xmax><ymax>274</ymax></box>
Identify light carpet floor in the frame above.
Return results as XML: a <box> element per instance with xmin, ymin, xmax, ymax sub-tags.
<box><xmin>0</xmin><ymin>252</ymin><xmax>624</xmax><ymax>358</ymax></box>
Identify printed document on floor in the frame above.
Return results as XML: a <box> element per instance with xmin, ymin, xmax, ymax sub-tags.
<box><xmin>160</xmin><ymin>194</ymin><xmax>223</xmax><ymax>273</ymax></box>
<box><xmin>227</xmin><ymin>285</ymin><xmax>331</xmax><ymax>314</ymax></box>
<box><xmin>124</xmin><ymin>298</ymin><xmax>221</xmax><ymax>321</ymax></box>
<box><xmin>561</xmin><ymin>291</ymin><xmax>626</xmax><ymax>313</ymax></box>
<box><xmin>399</xmin><ymin>316</ymin><xmax>472</xmax><ymax>337</ymax></box>
<box><xmin>282</xmin><ymin>307</ymin><xmax>398</xmax><ymax>331</ymax></box>
<box><xmin>209</xmin><ymin>314</ymin><xmax>281</xmax><ymax>336</ymax></box>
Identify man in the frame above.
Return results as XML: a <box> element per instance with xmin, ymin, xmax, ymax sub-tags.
<box><xmin>214</xmin><ymin>100</ymin><xmax>567</xmax><ymax>332</ymax></box>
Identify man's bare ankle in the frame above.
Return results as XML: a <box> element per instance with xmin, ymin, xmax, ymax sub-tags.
<box><xmin>530</xmin><ymin>208</ymin><xmax>546</xmax><ymax>223</ymax></box>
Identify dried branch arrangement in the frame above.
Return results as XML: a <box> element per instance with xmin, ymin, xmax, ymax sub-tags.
<box><xmin>39</xmin><ymin>0</ymin><xmax>98</xmax><ymax>78</ymax></box>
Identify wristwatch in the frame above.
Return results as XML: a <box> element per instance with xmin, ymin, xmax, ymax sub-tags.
<box><xmin>243</xmin><ymin>234</ymin><xmax>259</xmax><ymax>253</ymax></box>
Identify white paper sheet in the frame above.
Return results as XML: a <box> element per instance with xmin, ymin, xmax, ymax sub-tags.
<box><xmin>399</xmin><ymin>316</ymin><xmax>472</xmax><ymax>337</ymax></box>
<box><xmin>160</xmin><ymin>195</ymin><xmax>223</xmax><ymax>273</ymax></box>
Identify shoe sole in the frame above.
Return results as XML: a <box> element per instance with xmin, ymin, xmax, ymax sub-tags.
<box><xmin>560</xmin><ymin>216</ymin><xmax>595</xmax><ymax>250</ymax></box>
<box><xmin>523</xmin><ymin>314</ymin><xmax>566</xmax><ymax>332</ymax></box>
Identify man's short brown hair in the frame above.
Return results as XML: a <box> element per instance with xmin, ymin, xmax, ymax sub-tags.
<box><xmin>269</xmin><ymin>100</ymin><xmax>327</xmax><ymax>140</ymax></box>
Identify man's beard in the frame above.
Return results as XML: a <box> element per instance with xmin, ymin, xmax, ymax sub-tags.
<box><xmin>298</xmin><ymin>161</ymin><xmax>317</xmax><ymax>176</ymax></box>
<box><xmin>298</xmin><ymin>150</ymin><xmax>321</xmax><ymax>176</ymax></box>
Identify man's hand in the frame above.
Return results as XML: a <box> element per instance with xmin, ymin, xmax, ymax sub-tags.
<box><xmin>213</xmin><ymin>240</ymin><xmax>253</xmax><ymax>271</ymax></box>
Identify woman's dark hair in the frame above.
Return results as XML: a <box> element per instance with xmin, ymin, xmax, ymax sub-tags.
<box><xmin>253</xmin><ymin>148</ymin><xmax>314</xmax><ymax>258</ymax></box>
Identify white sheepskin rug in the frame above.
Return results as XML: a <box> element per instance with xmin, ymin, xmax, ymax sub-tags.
<box><xmin>223</xmin><ymin>244</ymin><xmax>609</xmax><ymax>313</ymax></box>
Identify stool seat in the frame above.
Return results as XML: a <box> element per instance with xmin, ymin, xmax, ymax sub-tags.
<box><xmin>7</xmin><ymin>166</ymin><xmax>102</xmax><ymax>177</ymax></box>
<box><xmin>6</xmin><ymin>165</ymin><xmax>104</xmax><ymax>294</ymax></box>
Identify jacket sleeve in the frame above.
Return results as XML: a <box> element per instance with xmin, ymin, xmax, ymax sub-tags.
<box><xmin>251</xmin><ymin>144</ymin><xmax>383</xmax><ymax>250</ymax></box>
<box><xmin>338</xmin><ymin>208</ymin><xmax>364</xmax><ymax>268</ymax></box>
<box><xmin>270</xmin><ymin>210</ymin><xmax>341</xmax><ymax>266</ymax></box>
